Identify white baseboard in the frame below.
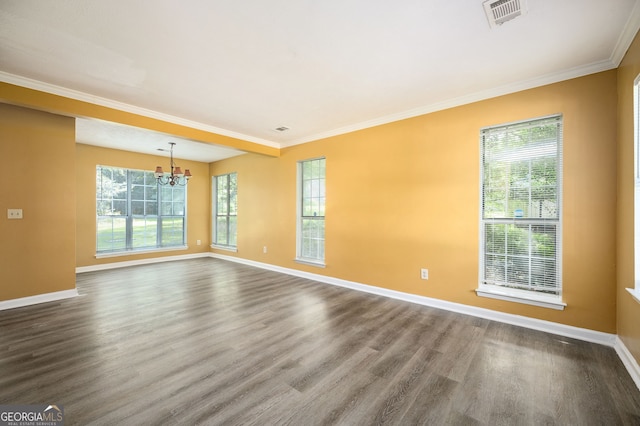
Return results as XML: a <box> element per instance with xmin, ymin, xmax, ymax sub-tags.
<box><xmin>615</xmin><ymin>337</ymin><xmax>640</xmax><ymax>391</ymax></box>
<box><xmin>0</xmin><ymin>289</ymin><xmax>79</xmax><ymax>311</ymax></box>
<box><xmin>76</xmin><ymin>252</ymin><xmax>211</xmax><ymax>273</ymax></box>
<box><xmin>210</xmin><ymin>253</ymin><xmax>617</xmax><ymax>347</ymax></box>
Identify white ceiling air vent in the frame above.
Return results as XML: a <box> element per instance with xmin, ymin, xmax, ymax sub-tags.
<box><xmin>483</xmin><ymin>0</ymin><xmax>527</xmax><ymax>28</ymax></box>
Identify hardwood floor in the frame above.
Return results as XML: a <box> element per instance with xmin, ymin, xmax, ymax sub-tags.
<box><xmin>1</xmin><ymin>258</ymin><xmax>639</xmax><ymax>425</ymax></box>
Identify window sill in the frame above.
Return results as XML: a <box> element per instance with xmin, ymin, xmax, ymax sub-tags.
<box><xmin>210</xmin><ymin>244</ymin><xmax>238</xmax><ymax>253</ymax></box>
<box><xmin>476</xmin><ymin>286</ymin><xmax>566</xmax><ymax>310</ymax></box>
<box><xmin>295</xmin><ymin>258</ymin><xmax>326</xmax><ymax>268</ymax></box>
<box><xmin>96</xmin><ymin>245</ymin><xmax>188</xmax><ymax>259</ymax></box>
<box><xmin>626</xmin><ymin>287</ymin><xmax>640</xmax><ymax>304</ymax></box>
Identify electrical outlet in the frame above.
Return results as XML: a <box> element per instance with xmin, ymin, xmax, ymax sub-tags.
<box><xmin>420</xmin><ymin>268</ymin><xmax>429</xmax><ymax>280</ymax></box>
<box><xmin>197</xmin><ymin>239</ymin><xmax>202</xmax><ymax>246</ymax></box>
<box><xmin>263</xmin><ymin>246</ymin><xmax>268</xmax><ymax>254</ymax></box>
<box><xmin>7</xmin><ymin>209</ymin><xmax>23</xmax><ymax>219</ymax></box>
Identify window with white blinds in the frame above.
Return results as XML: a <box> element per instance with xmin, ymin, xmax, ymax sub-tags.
<box><xmin>479</xmin><ymin>115</ymin><xmax>563</xmax><ymax>302</ymax></box>
<box><xmin>296</xmin><ymin>157</ymin><xmax>326</xmax><ymax>265</ymax></box>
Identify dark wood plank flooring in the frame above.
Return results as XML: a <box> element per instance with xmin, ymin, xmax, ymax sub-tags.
<box><xmin>1</xmin><ymin>258</ymin><xmax>639</xmax><ymax>425</ymax></box>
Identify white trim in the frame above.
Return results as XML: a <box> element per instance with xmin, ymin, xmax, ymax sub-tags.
<box><xmin>210</xmin><ymin>244</ymin><xmax>238</xmax><ymax>252</ymax></box>
<box><xmin>95</xmin><ymin>245</ymin><xmax>188</xmax><ymax>259</ymax></box>
<box><xmin>476</xmin><ymin>286</ymin><xmax>566</xmax><ymax>310</ymax></box>
<box><xmin>615</xmin><ymin>336</ymin><xmax>640</xmax><ymax>391</ymax></box>
<box><xmin>76</xmin><ymin>252</ymin><xmax>210</xmax><ymax>273</ymax></box>
<box><xmin>209</xmin><ymin>253</ymin><xmax>614</xmax><ymax>347</ymax></box>
<box><xmin>627</xmin><ymin>287</ymin><xmax>640</xmax><ymax>304</ymax></box>
<box><xmin>610</xmin><ymin>0</ymin><xmax>640</xmax><ymax>67</ymax></box>
<box><xmin>282</xmin><ymin>61</ymin><xmax>615</xmax><ymax>147</ymax></box>
<box><xmin>0</xmin><ymin>71</ymin><xmax>279</xmax><ymax>149</ymax></box>
<box><xmin>294</xmin><ymin>259</ymin><xmax>326</xmax><ymax>268</ymax></box>
<box><xmin>0</xmin><ymin>289</ymin><xmax>79</xmax><ymax>312</ymax></box>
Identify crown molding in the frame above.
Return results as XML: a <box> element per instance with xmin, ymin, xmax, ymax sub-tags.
<box><xmin>282</xmin><ymin>59</ymin><xmax>617</xmax><ymax>147</ymax></box>
<box><xmin>610</xmin><ymin>0</ymin><xmax>640</xmax><ymax>66</ymax></box>
<box><xmin>0</xmin><ymin>71</ymin><xmax>280</xmax><ymax>149</ymax></box>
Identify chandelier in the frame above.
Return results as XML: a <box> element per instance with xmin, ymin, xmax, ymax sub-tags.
<box><xmin>154</xmin><ymin>142</ymin><xmax>192</xmax><ymax>186</ymax></box>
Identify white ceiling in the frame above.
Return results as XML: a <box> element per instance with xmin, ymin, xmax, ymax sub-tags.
<box><xmin>75</xmin><ymin>118</ymin><xmax>244</xmax><ymax>162</ymax></box>
<box><xmin>1</xmin><ymin>0</ymin><xmax>640</xmax><ymax>162</ymax></box>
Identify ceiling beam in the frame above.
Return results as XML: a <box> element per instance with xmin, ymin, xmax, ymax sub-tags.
<box><xmin>0</xmin><ymin>82</ymin><xmax>280</xmax><ymax>158</ymax></box>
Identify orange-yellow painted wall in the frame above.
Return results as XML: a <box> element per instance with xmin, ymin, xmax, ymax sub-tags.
<box><xmin>76</xmin><ymin>144</ymin><xmax>211</xmax><ymax>267</ymax></box>
<box><xmin>211</xmin><ymin>70</ymin><xmax>618</xmax><ymax>333</ymax></box>
<box><xmin>0</xmin><ymin>104</ymin><xmax>76</xmax><ymax>301</ymax></box>
<box><xmin>617</xmin><ymin>31</ymin><xmax>640</xmax><ymax>361</ymax></box>
<box><xmin>0</xmin><ymin>82</ymin><xmax>279</xmax><ymax>157</ymax></box>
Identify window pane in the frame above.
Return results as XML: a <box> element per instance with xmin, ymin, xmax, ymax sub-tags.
<box><xmin>301</xmin><ymin>218</ymin><xmax>325</xmax><ymax>259</ymax></box>
<box><xmin>131</xmin><ymin>201</ymin><xmax>144</xmax><ymax>215</ymax></box>
<box><xmin>216</xmin><ymin>217</ymin><xmax>228</xmax><ymax>245</ymax></box>
<box><xmin>132</xmin><ymin>217</ymin><xmax>157</xmax><ymax>248</ymax></box>
<box><xmin>229</xmin><ymin>216</ymin><xmax>237</xmax><ymax>246</ymax></box>
<box><xmin>484</xmin><ymin>254</ymin><xmax>506</xmax><ymax>284</ymax></box>
<box><xmin>218</xmin><ymin>189</ymin><xmax>228</xmax><ymax>215</ymax></box>
<box><xmin>131</xmin><ymin>184</ymin><xmax>144</xmax><ymax>200</ymax></box>
<box><xmin>96</xmin><ymin>216</ymin><xmax>126</xmax><ymax>252</ymax></box>
<box><xmin>145</xmin><ymin>185</ymin><xmax>157</xmax><ymax>201</ymax></box>
<box><xmin>485</xmin><ymin>223</ymin><xmax>506</xmax><ymax>254</ymax></box>
<box><xmin>161</xmin><ymin>201</ymin><xmax>173</xmax><ymax>215</ymax></box>
<box><xmin>145</xmin><ymin>201</ymin><xmax>158</xmax><ymax>215</ymax></box>
<box><xmin>229</xmin><ymin>174</ymin><xmax>238</xmax><ymax>215</ymax></box>
<box><xmin>172</xmin><ymin>201</ymin><xmax>185</xmax><ymax>216</ymax></box>
<box><xmin>161</xmin><ymin>217</ymin><xmax>184</xmax><ymax>246</ymax></box>
<box><xmin>131</xmin><ymin>170</ymin><xmax>145</xmax><ymax>184</ymax></box>
<box><xmin>172</xmin><ymin>188</ymin><xmax>186</xmax><ymax>203</ymax></box>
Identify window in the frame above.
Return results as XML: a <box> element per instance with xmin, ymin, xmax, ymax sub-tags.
<box><xmin>477</xmin><ymin>115</ymin><xmax>564</xmax><ymax>309</ymax></box>
<box><xmin>96</xmin><ymin>166</ymin><xmax>187</xmax><ymax>254</ymax></box>
<box><xmin>212</xmin><ymin>172</ymin><xmax>237</xmax><ymax>249</ymax></box>
<box><xmin>634</xmin><ymin>76</ymin><xmax>640</xmax><ymax>292</ymax></box>
<box><xmin>297</xmin><ymin>157</ymin><xmax>326</xmax><ymax>265</ymax></box>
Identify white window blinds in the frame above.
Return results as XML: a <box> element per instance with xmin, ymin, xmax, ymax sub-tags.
<box><xmin>480</xmin><ymin>115</ymin><xmax>562</xmax><ymax>296</ymax></box>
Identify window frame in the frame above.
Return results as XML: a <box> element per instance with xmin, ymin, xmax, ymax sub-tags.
<box><xmin>296</xmin><ymin>157</ymin><xmax>326</xmax><ymax>267</ymax></box>
<box><xmin>96</xmin><ymin>165</ymin><xmax>188</xmax><ymax>257</ymax></box>
<box><xmin>476</xmin><ymin>115</ymin><xmax>565</xmax><ymax>310</ymax></box>
<box><xmin>628</xmin><ymin>75</ymin><xmax>640</xmax><ymax>303</ymax></box>
<box><xmin>211</xmin><ymin>172</ymin><xmax>238</xmax><ymax>251</ymax></box>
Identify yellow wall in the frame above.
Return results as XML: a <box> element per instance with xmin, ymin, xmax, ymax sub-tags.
<box><xmin>617</xmin><ymin>31</ymin><xmax>640</xmax><ymax>361</ymax></box>
<box><xmin>211</xmin><ymin>70</ymin><xmax>618</xmax><ymax>333</ymax></box>
<box><xmin>0</xmin><ymin>104</ymin><xmax>76</xmax><ymax>301</ymax></box>
<box><xmin>76</xmin><ymin>144</ymin><xmax>211</xmax><ymax>267</ymax></box>
<box><xmin>0</xmin><ymin>61</ymin><xmax>624</xmax><ymax>336</ymax></box>
<box><xmin>1</xmin><ymin>82</ymin><xmax>279</xmax><ymax>157</ymax></box>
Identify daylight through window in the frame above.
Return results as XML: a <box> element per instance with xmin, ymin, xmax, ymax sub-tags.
<box><xmin>96</xmin><ymin>166</ymin><xmax>187</xmax><ymax>254</ymax></box>
<box><xmin>213</xmin><ymin>172</ymin><xmax>238</xmax><ymax>248</ymax></box>
<box><xmin>297</xmin><ymin>158</ymin><xmax>326</xmax><ymax>264</ymax></box>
